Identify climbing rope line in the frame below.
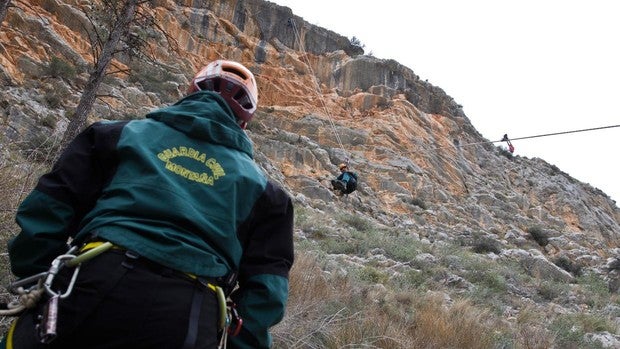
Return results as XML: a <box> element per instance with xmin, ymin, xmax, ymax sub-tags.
<box><xmin>434</xmin><ymin>124</ymin><xmax>620</xmax><ymax>151</ymax></box>
<box><xmin>289</xmin><ymin>18</ymin><xmax>348</xmax><ymax>160</ymax></box>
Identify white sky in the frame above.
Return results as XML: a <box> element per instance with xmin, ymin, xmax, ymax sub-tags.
<box><xmin>271</xmin><ymin>0</ymin><xmax>620</xmax><ymax>205</ymax></box>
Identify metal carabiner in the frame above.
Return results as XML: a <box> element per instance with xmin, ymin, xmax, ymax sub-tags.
<box><xmin>43</xmin><ymin>254</ymin><xmax>81</xmax><ymax>299</ymax></box>
<box><xmin>41</xmin><ymin>242</ymin><xmax>113</xmax><ymax>299</ymax></box>
<box><xmin>8</xmin><ymin>271</ymin><xmax>48</xmax><ymax>294</ymax></box>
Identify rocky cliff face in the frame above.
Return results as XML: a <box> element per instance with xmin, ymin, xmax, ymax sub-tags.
<box><xmin>2</xmin><ymin>0</ymin><xmax>620</xmax><ymax>345</ymax></box>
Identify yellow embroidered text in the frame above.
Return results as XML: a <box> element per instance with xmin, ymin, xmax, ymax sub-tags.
<box><xmin>157</xmin><ymin>146</ymin><xmax>225</xmax><ymax>185</ymax></box>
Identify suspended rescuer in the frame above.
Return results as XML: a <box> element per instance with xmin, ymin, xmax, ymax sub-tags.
<box><xmin>2</xmin><ymin>60</ymin><xmax>295</xmax><ymax>349</ymax></box>
<box><xmin>331</xmin><ymin>163</ymin><xmax>358</xmax><ymax>195</ymax></box>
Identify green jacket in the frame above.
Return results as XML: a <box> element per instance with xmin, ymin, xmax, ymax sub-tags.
<box><xmin>8</xmin><ymin>91</ymin><xmax>294</xmax><ymax>348</ymax></box>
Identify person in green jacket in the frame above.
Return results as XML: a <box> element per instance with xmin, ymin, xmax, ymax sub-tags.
<box><xmin>331</xmin><ymin>163</ymin><xmax>358</xmax><ymax>196</ymax></box>
<box><xmin>2</xmin><ymin>60</ymin><xmax>294</xmax><ymax>349</ymax></box>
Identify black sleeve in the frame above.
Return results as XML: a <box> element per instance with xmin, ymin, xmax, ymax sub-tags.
<box><xmin>237</xmin><ymin>181</ymin><xmax>294</xmax><ymax>281</ymax></box>
<box><xmin>9</xmin><ymin>121</ymin><xmax>127</xmax><ymax>277</ymax></box>
<box><xmin>35</xmin><ymin>121</ymin><xmax>126</xmax><ymax>236</ymax></box>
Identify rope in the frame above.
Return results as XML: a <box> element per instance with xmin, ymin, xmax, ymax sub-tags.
<box><xmin>0</xmin><ymin>281</ymin><xmax>45</xmax><ymax>316</ymax></box>
<box><xmin>434</xmin><ymin>124</ymin><xmax>620</xmax><ymax>151</ymax></box>
<box><xmin>289</xmin><ymin>18</ymin><xmax>348</xmax><ymax>161</ymax></box>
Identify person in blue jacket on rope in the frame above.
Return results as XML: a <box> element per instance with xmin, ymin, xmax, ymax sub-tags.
<box><xmin>331</xmin><ymin>163</ymin><xmax>358</xmax><ymax>196</ymax></box>
<box><xmin>2</xmin><ymin>60</ymin><xmax>294</xmax><ymax>349</ymax></box>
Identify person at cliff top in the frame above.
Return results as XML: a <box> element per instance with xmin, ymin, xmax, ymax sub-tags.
<box><xmin>331</xmin><ymin>163</ymin><xmax>358</xmax><ymax>195</ymax></box>
<box><xmin>2</xmin><ymin>60</ymin><xmax>294</xmax><ymax>349</ymax></box>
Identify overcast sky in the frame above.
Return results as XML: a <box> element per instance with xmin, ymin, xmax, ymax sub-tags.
<box><xmin>271</xmin><ymin>0</ymin><xmax>620</xmax><ymax>205</ymax></box>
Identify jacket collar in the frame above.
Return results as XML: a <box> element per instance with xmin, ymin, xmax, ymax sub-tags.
<box><xmin>146</xmin><ymin>91</ymin><xmax>253</xmax><ymax>157</ymax></box>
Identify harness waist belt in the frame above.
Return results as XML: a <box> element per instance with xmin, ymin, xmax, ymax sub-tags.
<box><xmin>80</xmin><ymin>240</ymin><xmax>227</xmax><ymax>329</ymax></box>
<box><xmin>80</xmin><ymin>241</ymin><xmax>210</xmax><ymax>286</ymax></box>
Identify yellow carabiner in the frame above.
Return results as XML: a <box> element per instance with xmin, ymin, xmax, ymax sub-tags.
<box><xmin>205</xmin><ymin>283</ymin><xmax>228</xmax><ymax>330</ymax></box>
<box><xmin>66</xmin><ymin>242</ymin><xmax>114</xmax><ymax>267</ymax></box>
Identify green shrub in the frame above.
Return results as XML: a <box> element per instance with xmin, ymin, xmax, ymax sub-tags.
<box><xmin>349</xmin><ymin>36</ymin><xmax>364</xmax><ymax>49</ymax></box>
<box><xmin>537</xmin><ymin>280</ymin><xmax>562</xmax><ymax>300</ymax></box>
<box><xmin>22</xmin><ymin>134</ymin><xmax>62</xmax><ymax>163</ymax></box>
<box><xmin>127</xmin><ymin>62</ymin><xmax>181</xmax><ymax>103</ymax></box>
<box><xmin>356</xmin><ymin>266</ymin><xmax>388</xmax><ymax>284</ymax></box>
<box><xmin>294</xmin><ymin>206</ymin><xmax>333</xmax><ymax>239</ymax></box>
<box><xmin>472</xmin><ymin>238</ymin><xmax>502</xmax><ymax>254</ymax></box>
<box><xmin>554</xmin><ymin>256</ymin><xmax>583</xmax><ymax>276</ymax></box>
<box><xmin>550</xmin><ymin>313</ymin><xmax>614</xmax><ymax>348</ymax></box>
<box><xmin>410</xmin><ymin>198</ymin><xmax>427</xmax><ymax>210</ymax></box>
<box><xmin>468</xmin><ymin>269</ymin><xmax>507</xmax><ymax>293</ymax></box>
<box><xmin>44</xmin><ymin>91</ymin><xmax>62</xmax><ymax>109</ymax></box>
<box><xmin>577</xmin><ymin>273</ymin><xmax>611</xmax><ymax>309</ymax></box>
<box><xmin>392</xmin><ymin>269</ymin><xmax>431</xmax><ymax>290</ymax></box>
<box><xmin>44</xmin><ymin>56</ymin><xmax>76</xmax><ymax>80</ymax></box>
<box><xmin>319</xmin><ymin>237</ymin><xmax>360</xmax><ymax>255</ymax></box>
<box><xmin>527</xmin><ymin>226</ymin><xmax>549</xmax><ymax>247</ymax></box>
<box><xmin>40</xmin><ymin>114</ymin><xmax>57</xmax><ymax>128</ymax></box>
<box><xmin>380</xmin><ymin>233</ymin><xmax>423</xmax><ymax>262</ymax></box>
<box><xmin>340</xmin><ymin>213</ymin><xmax>373</xmax><ymax>232</ymax></box>
<box><xmin>294</xmin><ymin>205</ymin><xmax>313</xmax><ymax>229</ymax></box>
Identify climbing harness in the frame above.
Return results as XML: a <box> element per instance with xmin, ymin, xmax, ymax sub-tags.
<box><xmin>2</xmin><ymin>241</ymin><xmax>242</xmax><ymax>347</ymax></box>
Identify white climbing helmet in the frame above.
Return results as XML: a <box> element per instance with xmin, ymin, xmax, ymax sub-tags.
<box><xmin>188</xmin><ymin>60</ymin><xmax>258</xmax><ymax>129</ymax></box>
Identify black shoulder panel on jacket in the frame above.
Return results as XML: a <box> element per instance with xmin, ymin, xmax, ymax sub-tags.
<box><xmin>237</xmin><ymin>181</ymin><xmax>294</xmax><ymax>282</ymax></box>
<box><xmin>36</xmin><ymin>121</ymin><xmax>128</xmax><ymax>235</ymax></box>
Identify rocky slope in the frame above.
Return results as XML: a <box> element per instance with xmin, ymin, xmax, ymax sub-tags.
<box><xmin>2</xmin><ymin>0</ymin><xmax>620</xmax><ymax>347</ymax></box>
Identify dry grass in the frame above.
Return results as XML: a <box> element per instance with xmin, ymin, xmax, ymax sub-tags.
<box><xmin>514</xmin><ymin>306</ymin><xmax>555</xmax><ymax>349</ymax></box>
<box><xmin>276</xmin><ymin>246</ymin><xmax>620</xmax><ymax>348</ymax></box>
<box><xmin>0</xmin><ymin>156</ymin><xmax>45</xmax><ymax>251</ymax></box>
<box><xmin>0</xmin><ymin>150</ymin><xmax>52</xmax><ymax>333</ymax></box>
<box><xmin>406</xmin><ymin>296</ymin><xmax>496</xmax><ymax>349</ymax></box>
<box><xmin>274</xmin><ymin>252</ymin><xmax>502</xmax><ymax>349</ymax></box>
<box><xmin>0</xmin><ymin>150</ymin><xmax>50</xmax><ymax>240</ymax></box>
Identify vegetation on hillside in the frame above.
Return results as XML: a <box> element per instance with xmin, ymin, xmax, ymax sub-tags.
<box><xmin>269</xmin><ymin>206</ymin><xmax>618</xmax><ymax>348</ymax></box>
<box><xmin>0</xmin><ymin>146</ymin><xmax>618</xmax><ymax>348</ymax></box>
